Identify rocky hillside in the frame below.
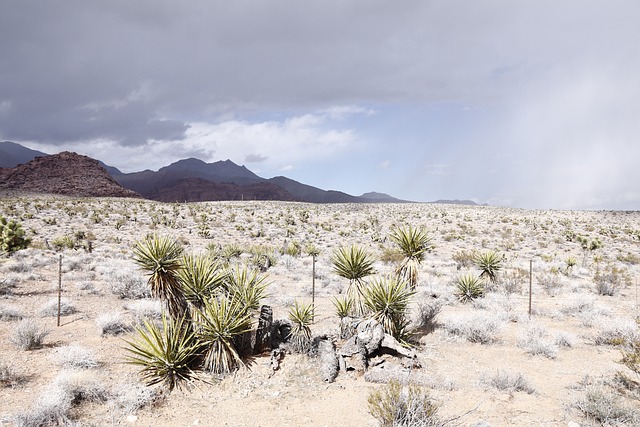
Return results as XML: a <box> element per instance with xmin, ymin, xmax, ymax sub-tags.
<box><xmin>148</xmin><ymin>177</ymin><xmax>299</xmax><ymax>203</ymax></box>
<box><xmin>0</xmin><ymin>152</ymin><xmax>140</xmax><ymax>198</ymax></box>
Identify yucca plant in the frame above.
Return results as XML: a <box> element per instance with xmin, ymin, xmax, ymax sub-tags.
<box><xmin>333</xmin><ymin>296</ymin><xmax>355</xmax><ymax>339</ymax></box>
<box><xmin>362</xmin><ymin>276</ymin><xmax>414</xmax><ymax>343</ymax></box>
<box><xmin>455</xmin><ymin>274</ymin><xmax>485</xmax><ymax>303</ymax></box>
<box><xmin>288</xmin><ymin>300</ymin><xmax>314</xmax><ymax>353</ymax></box>
<box><xmin>132</xmin><ymin>235</ymin><xmax>188</xmax><ymax>319</ymax></box>
<box><xmin>178</xmin><ymin>254</ymin><xmax>227</xmax><ymax>310</ymax></box>
<box><xmin>195</xmin><ymin>296</ymin><xmax>253</xmax><ymax>375</ymax></box>
<box><xmin>389</xmin><ymin>226</ymin><xmax>432</xmax><ymax>289</ymax></box>
<box><xmin>0</xmin><ymin>216</ymin><xmax>31</xmax><ymax>254</ymax></box>
<box><xmin>331</xmin><ymin>245</ymin><xmax>376</xmax><ymax>315</ymax></box>
<box><xmin>124</xmin><ymin>314</ymin><xmax>202</xmax><ymax>392</ymax></box>
<box><xmin>474</xmin><ymin>251</ymin><xmax>502</xmax><ymax>283</ymax></box>
<box><xmin>223</xmin><ymin>265</ymin><xmax>270</xmax><ymax>313</ymax></box>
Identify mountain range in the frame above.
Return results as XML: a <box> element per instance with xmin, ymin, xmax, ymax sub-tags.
<box><xmin>0</xmin><ymin>141</ymin><xmax>479</xmax><ymax>205</ymax></box>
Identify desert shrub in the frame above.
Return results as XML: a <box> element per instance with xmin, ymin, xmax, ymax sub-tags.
<box><xmin>574</xmin><ymin>384</ymin><xmax>639</xmax><ymax>425</ymax></box>
<box><xmin>11</xmin><ymin>319</ymin><xmax>49</xmax><ymax>350</ymax></box>
<box><xmin>14</xmin><ymin>370</ymin><xmax>109</xmax><ymax>426</ymax></box>
<box><xmin>620</xmin><ymin>319</ymin><xmax>640</xmax><ymax>378</ymax></box>
<box><xmin>124</xmin><ymin>299</ymin><xmax>163</xmax><ymax>324</ymax></box>
<box><xmin>0</xmin><ymin>303</ymin><xmax>23</xmax><ymax>321</ymax></box>
<box><xmin>442</xmin><ymin>313</ymin><xmax>504</xmax><ymax>344</ymax></box>
<box><xmin>1</xmin><ymin>360</ymin><xmax>23</xmax><ymax>387</ymax></box>
<box><xmin>51</xmin><ymin>344</ymin><xmax>98</xmax><ymax>369</ymax></box>
<box><xmin>495</xmin><ymin>268</ymin><xmax>527</xmax><ymax>294</ymax></box>
<box><xmin>50</xmin><ymin>235</ymin><xmax>78</xmax><ymax>251</ymax></box>
<box><xmin>39</xmin><ymin>297</ymin><xmax>76</xmax><ymax>317</ymax></box>
<box><xmin>481</xmin><ymin>370</ymin><xmax>535</xmax><ymax>394</ymax></box>
<box><xmin>452</xmin><ymin>249</ymin><xmax>477</xmax><ymax>269</ymax></box>
<box><xmin>367</xmin><ymin>379</ymin><xmax>441</xmax><ymax>427</ymax></box>
<box><xmin>96</xmin><ymin>311</ymin><xmax>132</xmax><ymax>336</ymax></box>
<box><xmin>537</xmin><ymin>271</ymin><xmax>563</xmax><ymax>296</ymax></box>
<box><xmin>414</xmin><ymin>299</ymin><xmax>443</xmax><ymax>331</ymax></box>
<box><xmin>125</xmin><ymin>314</ymin><xmax>201</xmax><ymax>391</ymax></box>
<box><xmin>110</xmin><ymin>381</ymin><xmax>163</xmax><ymax>416</ymax></box>
<box><xmin>554</xmin><ymin>331</ymin><xmax>577</xmax><ymax>348</ymax></box>
<box><xmin>0</xmin><ymin>215</ymin><xmax>31</xmax><ymax>254</ymax></box>
<box><xmin>517</xmin><ymin>321</ymin><xmax>558</xmax><ymax>359</ymax></box>
<box><xmin>593</xmin><ymin>318</ymin><xmax>639</xmax><ymax>346</ymax></box>
<box><xmin>593</xmin><ymin>264</ymin><xmax>629</xmax><ymax>296</ymax></box>
<box><xmin>454</xmin><ymin>274</ymin><xmax>485</xmax><ymax>303</ymax></box>
<box><xmin>109</xmin><ymin>270</ymin><xmax>150</xmax><ymax>299</ymax></box>
<box><xmin>560</xmin><ymin>295</ymin><xmax>597</xmax><ymax>317</ymax></box>
<box><xmin>363</xmin><ymin>276</ymin><xmax>414</xmax><ymax>342</ymax></box>
<box><xmin>287</xmin><ymin>300</ymin><xmax>314</xmax><ymax>353</ymax></box>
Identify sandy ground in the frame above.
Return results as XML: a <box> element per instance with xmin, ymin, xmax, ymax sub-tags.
<box><xmin>0</xmin><ymin>197</ymin><xmax>639</xmax><ymax>426</ymax></box>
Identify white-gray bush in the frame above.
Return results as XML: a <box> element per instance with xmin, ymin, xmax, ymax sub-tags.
<box><xmin>51</xmin><ymin>344</ymin><xmax>98</xmax><ymax>369</ymax></box>
<box><xmin>0</xmin><ymin>303</ymin><xmax>23</xmax><ymax>321</ymax></box>
<box><xmin>39</xmin><ymin>297</ymin><xmax>76</xmax><ymax>317</ymax></box>
<box><xmin>593</xmin><ymin>318</ymin><xmax>639</xmax><ymax>346</ymax></box>
<box><xmin>574</xmin><ymin>384</ymin><xmax>640</xmax><ymax>425</ymax></box>
<box><xmin>96</xmin><ymin>311</ymin><xmax>131</xmax><ymax>336</ymax></box>
<box><xmin>441</xmin><ymin>312</ymin><xmax>505</xmax><ymax>344</ymax></box>
<box><xmin>517</xmin><ymin>321</ymin><xmax>558</xmax><ymax>359</ymax></box>
<box><xmin>123</xmin><ymin>299</ymin><xmax>163</xmax><ymax>324</ymax></box>
<box><xmin>481</xmin><ymin>369</ymin><xmax>535</xmax><ymax>394</ymax></box>
<box><xmin>10</xmin><ymin>319</ymin><xmax>49</xmax><ymax>350</ymax></box>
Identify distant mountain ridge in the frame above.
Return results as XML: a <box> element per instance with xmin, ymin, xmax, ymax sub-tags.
<box><xmin>0</xmin><ymin>141</ymin><xmax>482</xmax><ymax>205</ymax></box>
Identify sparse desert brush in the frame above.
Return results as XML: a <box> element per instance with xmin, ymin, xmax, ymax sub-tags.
<box><xmin>96</xmin><ymin>311</ymin><xmax>132</xmax><ymax>336</ymax></box>
<box><xmin>442</xmin><ymin>312</ymin><xmax>504</xmax><ymax>344</ymax></box>
<box><xmin>124</xmin><ymin>299</ymin><xmax>163</xmax><ymax>323</ymax></box>
<box><xmin>51</xmin><ymin>344</ymin><xmax>99</xmax><ymax>368</ymax></box>
<box><xmin>414</xmin><ymin>298</ymin><xmax>443</xmax><ymax>331</ymax></box>
<box><xmin>593</xmin><ymin>263</ymin><xmax>629</xmax><ymax>296</ymax></box>
<box><xmin>1</xmin><ymin>360</ymin><xmax>24</xmax><ymax>387</ymax></box>
<box><xmin>481</xmin><ymin>369</ymin><xmax>535</xmax><ymax>394</ymax></box>
<box><xmin>39</xmin><ymin>297</ymin><xmax>76</xmax><ymax>317</ymax></box>
<box><xmin>11</xmin><ymin>319</ymin><xmax>49</xmax><ymax>350</ymax></box>
<box><xmin>108</xmin><ymin>267</ymin><xmax>150</xmax><ymax>299</ymax></box>
<box><xmin>367</xmin><ymin>379</ymin><xmax>441</xmax><ymax>427</ymax></box>
<box><xmin>573</xmin><ymin>383</ymin><xmax>640</xmax><ymax>426</ymax></box>
<box><xmin>0</xmin><ymin>302</ymin><xmax>23</xmax><ymax>320</ymax></box>
<box><xmin>517</xmin><ymin>321</ymin><xmax>558</xmax><ymax>359</ymax></box>
<box><xmin>593</xmin><ymin>318</ymin><xmax>639</xmax><ymax>346</ymax></box>
<box><xmin>536</xmin><ymin>270</ymin><xmax>564</xmax><ymax>296</ymax></box>
<box><xmin>452</xmin><ymin>249</ymin><xmax>477</xmax><ymax>269</ymax></box>
<box><xmin>554</xmin><ymin>331</ymin><xmax>577</xmax><ymax>348</ymax></box>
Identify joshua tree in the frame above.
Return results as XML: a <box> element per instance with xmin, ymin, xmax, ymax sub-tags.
<box><xmin>388</xmin><ymin>226</ymin><xmax>433</xmax><ymax>289</ymax></box>
<box><xmin>132</xmin><ymin>235</ymin><xmax>188</xmax><ymax>319</ymax></box>
<box><xmin>331</xmin><ymin>245</ymin><xmax>376</xmax><ymax>315</ymax></box>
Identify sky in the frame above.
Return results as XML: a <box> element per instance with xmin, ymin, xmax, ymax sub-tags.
<box><xmin>1</xmin><ymin>1</ymin><xmax>639</xmax><ymax>210</ymax></box>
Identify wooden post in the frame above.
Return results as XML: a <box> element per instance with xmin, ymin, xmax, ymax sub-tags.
<box><xmin>312</xmin><ymin>254</ymin><xmax>316</xmax><ymax>323</ymax></box>
<box><xmin>528</xmin><ymin>259</ymin><xmax>533</xmax><ymax>318</ymax></box>
<box><xmin>57</xmin><ymin>254</ymin><xmax>62</xmax><ymax>327</ymax></box>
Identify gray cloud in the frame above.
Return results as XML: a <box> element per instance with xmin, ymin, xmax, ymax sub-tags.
<box><xmin>245</xmin><ymin>153</ymin><xmax>267</xmax><ymax>163</ymax></box>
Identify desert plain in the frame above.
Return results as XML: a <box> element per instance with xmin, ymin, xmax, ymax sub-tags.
<box><xmin>0</xmin><ymin>196</ymin><xmax>639</xmax><ymax>426</ymax></box>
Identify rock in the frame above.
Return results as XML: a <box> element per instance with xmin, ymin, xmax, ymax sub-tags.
<box><xmin>364</xmin><ymin>360</ymin><xmax>411</xmax><ymax>384</ymax></box>
<box><xmin>380</xmin><ymin>334</ymin><xmax>415</xmax><ymax>359</ymax></box>
<box><xmin>356</xmin><ymin>318</ymin><xmax>385</xmax><ymax>355</ymax></box>
<box><xmin>316</xmin><ymin>337</ymin><xmax>339</xmax><ymax>383</ymax></box>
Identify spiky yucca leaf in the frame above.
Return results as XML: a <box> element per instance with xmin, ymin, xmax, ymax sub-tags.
<box><xmin>132</xmin><ymin>235</ymin><xmax>188</xmax><ymax>319</ymax></box>
<box><xmin>124</xmin><ymin>314</ymin><xmax>201</xmax><ymax>392</ymax></box>
<box><xmin>363</xmin><ymin>276</ymin><xmax>414</xmax><ymax>341</ymax></box>
<box><xmin>389</xmin><ymin>226</ymin><xmax>432</xmax><ymax>289</ymax></box>
<box><xmin>331</xmin><ymin>245</ymin><xmax>376</xmax><ymax>314</ymax></box>
<box><xmin>288</xmin><ymin>300</ymin><xmax>314</xmax><ymax>352</ymax></box>
<box><xmin>474</xmin><ymin>251</ymin><xmax>502</xmax><ymax>283</ymax></box>
<box><xmin>196</xmin><ymin>297</ymin><xmax>253</xmax><ymax>375</ymax></box>
<box><xmin>178</xmin><ymin>254</ymin><xmax>227</xmax><ymax>309</ymax></box>
<box><xmin>455</xmin><ymin>274</ymin><xmax>485</xmax><ymax>303</ymax></box>
<box><xmin>332</xmin><ymin>296</ymin><xmax>354</xmax><ymax>319</ymax></box>
<box><xmin>223</xmin><ymin>265</ymin><xmax>270</xmax><ymax>313</ymax></box>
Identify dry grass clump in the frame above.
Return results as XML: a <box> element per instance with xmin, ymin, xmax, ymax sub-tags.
<box><xmin>51</xmin><ymin>344</ymin><xmax>99</xmax><ymax>369</ymax></box>
<box><xmin>10</xmin><ymin>319</ymin><xmax>49</xmax><ymax>350</ymax></box>
<box><xmin>481</xmin><ymin>369</ymin><xmax>535</xmax><ymax>394</ymax></box>
<box><xmin>441</xmin><ymin>312</ymin><xmax>505</xmax><ymax>344</ymax></box>
<box><xmin>13</xmin><ymin>370</ymin><xmax>109</xmax><ymax>427</ymax></box>
<box><xmin>0</xmin><ymin>302</ymin><xmax>24</xmax><ymax>321</ymax></box>
<box><xmin>0</xmin><ymin>360</ymin><xmax>24</xmax><ymax>387</ymax></box>
<box><xmin>96</xmin><ymin>311</ymin><xmax>132</xmax><ymax>336</ymax></box>
<box><xmin>367</xmin><ymin>379</ymin><xmax>442</xmax><ymax>427</ymax></box>
<box><xmin>124</xmin><ymin>299</ymin><xmax>163</xmax><ymax>324</ymax></box>
<box><xmin>593</xmin><ymin>318</ymin><xmax>639</xmax><ymax>346</ymax></box>
<box><xmin>39</xmin><ymin>297</ymin><xmax>76</xmax><ymax>317</ymax></box>
<box><xmin>517</xmin><ymin>320</ymin><xmax>558</xmax><ymax>359</ymax></box>
<box><xmin>573</xmin><ymin>382</ymin><xmax>640</xmax><ymax>426</ymax></box>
